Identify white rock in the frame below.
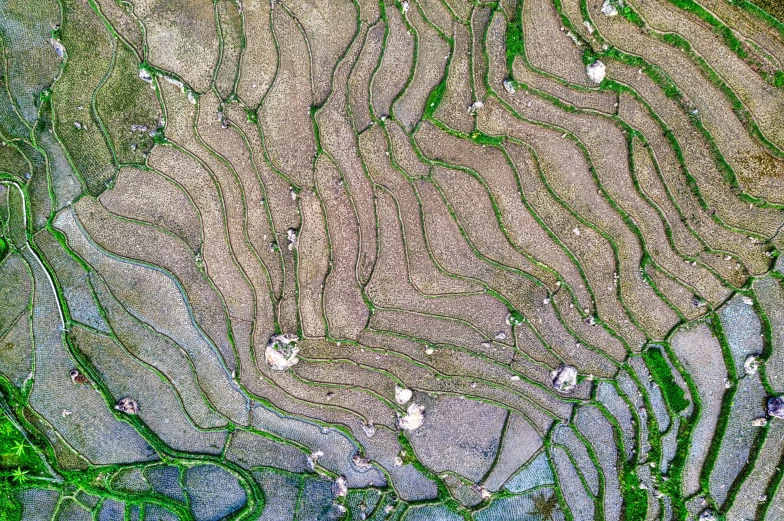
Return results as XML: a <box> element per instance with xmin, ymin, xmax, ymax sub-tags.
<box><xmin>307</xmin><ymin>450</ymin><xmax>324</xmax><ymax>469</ymax></box>
<box><xmin>394</xmin><ymin>455</ymin><xmax>404</xmax><ymax>466</ymax></box>
<box><xmin>115</xmin><ymin>397</ymin><xmax>140</xmax><ymax>414</ymax></box>
<box><xmin>352</xmin><ymin>452</ymin><xmax>372</xmax><ymax>470</ymax></box>
<box><xmin>265</xmin><ymin>333</ymin><xmax>300</xmax><ymax>370</ymax></box>
<box><xmin>601</xmin><ymin>0</ymin><xmax>619</xmax><ymax>16</ymax></box>
<box><xmin>362</xmin><ymin>421</ymin><xmax>376</xmax><ymax>437</ymax></box>
<box><xmin>583</xmin><ymin>20</ymin><xmax>595</xmax><ymax>33</ymax></box>
<box><xmin>287</xmin><ymin>228</ymin><xmax>298</xmax><ymax>251</ymax></box>
<box><xmin>744</xmin><ymin>355</ymin><xmax>760</xmax><ymax>375</ymax></box>
<box><xmin>139</xmin><ymin>69</ymin><xmax>153</xmax><ymax>83</ymax></box>
<box><xmin>586</xmin><ymin>61</ymin><xmax>606</xmax><ymax>84</ymax></box>
<box><xmin>768</xmin><ymin>396</ymin><xmax>784</xmax><ymax>419</ymax></box>
<box><xmin>742</xmin><ymin>296</ymin><xmax>754</xmax><ymax>305</ymax></box>
<box><xmin>468</xmin><ymin>100</ymin><xmax>484</xmax><ymax>114</ymax></box>
<box><xmin>395</xmin><ymin>386</ymin><xmax>413</xmax><ymax>405</ymax></box>
<box><xmin>50</xmin><ymin>39</ymin><xmax>66</xmax><ymax>58</ymax></box>
<box><xmin>495</xmin><ymin>331</ymin><xmax>507</xmax><ymax>341</ymax></box>
<box><xmin>751</xmin><ymin>417</ymin><xmax>768</xmax><ymax>427</ymax></box>
<box><xmin>503</xmin><ymin>79</ymin><xmax>516</xmax><ymax>94</ymax></box>
<box><xmin>398</xmin><ymin>403</ymin><xmax>425</xmax><ymax>431</ymax></box>
<box><xmin>401</xmin><ymin>0</ymin><xmax>409</xmax><ymax>13</ymax></box>
<box><xmin>550</xmin><ymin>364</ymin><xmax>578</xmax><ymax>393</ymax></box>
<box><xmin>331</xmin><ymin>475</ymin><xmax>348</xmax><ymax>497</ymax></box>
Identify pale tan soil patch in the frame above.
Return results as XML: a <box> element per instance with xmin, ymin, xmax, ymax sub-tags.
<box><xmin>215</xmin><ymin>0</ymin><xmax>244</xmax><ymax>99</ymax></box>
<box><xmin>132</xmin><ymin>0</ymin><xmax>219</xmax><ymax>92</ymax></box>
<box><xmin>415</xmin><ymin>179</ymin><xmax>619</xmax><ymax>377</ymax></box>
<box><xmin>393</xmin><ymin>5</ymin><xmax>451</xmax><ymax>130</ymax></box>
<box><xmin>434</xmin><ymin>24</ymin><xmax>474</xmax><ymax>132</ymax></box>
<box><xmin>369</xmin><ymin>188</ymin><xmax>513</xmax><ymax>344</ymax></box>
<box><xmin>522</xmin><ymin>0</ymin><xmax>590</xmax><ymax>86</ymax></box>
<box><xmin>297</xmin><ymin>189</ymin><xmax>329</xmax><ymax>338</ymax></box>
<box><xmin>359</xmin><ymin>124</ymin><xmax>482</xmax><ymax>295</ymax></box>
<box><xmin>99</xmin><ymin>167</ymin><xmax>202</xmax><ymax>252</ymax></box>
<box><xmin>284</xmin><ymin>0</ymin><xmax>357</xmax><ymax>106</ymax></box>
<box><xmin>472</xmin><ymin>6</ymin><xmax>493</xmax><ymax>101</ymax></box>
<box><xmin>236</xmin><ymin>0</ymin><xmax>276</xmax><ymax>107</ymax></box>
<box><xmin>316</xmin><ymin>26</ymin><xmax>378</xmax><ymax>284</ymax></box>
<box><xmin>257</xmin><ymin>6</ymin><xmax>316</xmax><ymax>187</ymax></box>
<box><xmin>349</xmin><ymin>23</ymin><xmax>385</xmax><ymax>132</ymax></box>
<box><xmin>372</xmin><ymin>5</ymin><xmax>415</xmax><ymax>118</ymax></box>
<box><xmin>314</xmin><ymin>155</ymin><xmax>369</xmax><ymax>340</ymax></box>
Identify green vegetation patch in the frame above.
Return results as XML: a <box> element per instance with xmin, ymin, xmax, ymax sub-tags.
<box><xmin>643</xmin><ymin>346</ymin><xmax>690</xmax><ymax>414</ymax></box>
<box><xmin>96</xmin><ymin>43</ymin><xmax>161</xmax><ymax>165</ymax></box>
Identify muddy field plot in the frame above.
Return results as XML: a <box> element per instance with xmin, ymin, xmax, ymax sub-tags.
<box><xmin>1</xmin><ymin>0</ymin><xmax>784</xmax><ymax>519</ymax></box>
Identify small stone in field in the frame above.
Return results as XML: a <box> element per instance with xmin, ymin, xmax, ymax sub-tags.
<box><xmin>551</xmin><ymin>365</ymin><xmax>578</xmax><ymax>393</ymax></box>
<box><xmin>331</xmin><ymin>475</ymin><xmax>348</xmax><ymax>497</ymax></box>
<box><xmin>586</xmin><ymin>61</ymin><xmax>606</xmax><ymax>84</ymax></box>
<box><xmin>115</xmin><ymin>397</ymin><xmax>140</xmax><ymax>415</ymax></box>
<box><xmin>767</xmin><ymin>396</ymin><xmax>784</xmax><ymax>419</ymax></box>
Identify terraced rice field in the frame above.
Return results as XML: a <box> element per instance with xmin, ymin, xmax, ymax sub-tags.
<box><xmin>0</xmin><ymin>0</ymin><xmax>783</xmax><ymax>519</ymax></box>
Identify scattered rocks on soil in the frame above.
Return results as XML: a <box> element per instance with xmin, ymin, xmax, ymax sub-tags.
<box><xmin>767</xmin><ymin>396</ymin><xmax>784</xmax><ymax>419</ymax></box>
<box><xmin>130</xmin><ymin>124</ymin><xmax>149</xmax><ymax>132</ymax></box>
<box><xmin>550</xmin><ymin>364</ymin><xmax>578</xmax><ymax>393</ymax></box>
<box><xmin>397</xmin><ymin>403</ymin><xmax>425</xmax><ymax>431</ymax></box>
<box><xmin>265</xmin><ymin>333</ymin><xmax>300</xmax><ymax>370</ymax></box>
<box><xmin>395</xmin><ymin>386</ymin><xmax>413</xmax><ymax>405</ymax></box>
<box><xmin>287</xmin><ymin>228</ymin><xmax>298</xmax><ymax>251</ymax></box>
<box><xmin>115</xmin><ymin>397</ymin><xmax>140</xmax><ymax>415</ymax></box>
<box><xmin>331</xmin><ymin>475</ymin><xmax>348</xmax><ymax>497</ymax></box>
<box><xmin>586</xmin><ymin>61</ymin><xmax>606</xmax><ymax>84</ymax></box>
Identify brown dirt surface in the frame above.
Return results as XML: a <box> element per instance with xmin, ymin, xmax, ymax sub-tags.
<box><xmin>236</xmin><ymin>0</ymin><xmax>277</xmax><ymax>107</ymax></box>
<box><xmin>434</xmin><ymin>24</ymin><xmax>474</xmax><ymax>133</ymax></box>
<box><xmin>257</xmin><ymin>6</ymin><xmax>316</xmax><ymax>188</ymax></box>
<box><xmin>392</xmin><ymin>6</ymin><xmax>450</xmax><ymax>130</ymax></box>
<box><xmin>314</xmin><ymin>155</ymin><xmax>369</xmax><ymax>340</ymax></box>
<box><xmin>10</xmin><ymin>0</ymin><xmax>784</xmax><ymax>512</ymax></box>
<box><xmin>521</xmin><ymin>0</ymin><xmax>589</xmax><ymax>86</ymax></box>
<box><xmin>132</xmin><ymin>0</ymin><xmax>219</xmax><ymax>93</ymax></box>
<box><xmin>297</xmin><ymin>188</ymin><xmax>329</xmax><ymax>338</ymax></box>
<box><xmin>215</xmin><ymin>0</ymin><xmax>244</xmax><ymax>99</ymax></box>
<box><xmin>349</xmin><ymin>22</ymin><xmax>385</xmax><ymax>132</ymax></box>
<box><xmin>98</xmin><ymin>167</ymin><xmax>202</xmax><ymax>252</ymax></box>
<box><xmin>371</xmin><ymin>5</ymin><xmax>415</xmax><ymax>118</ymax></box>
